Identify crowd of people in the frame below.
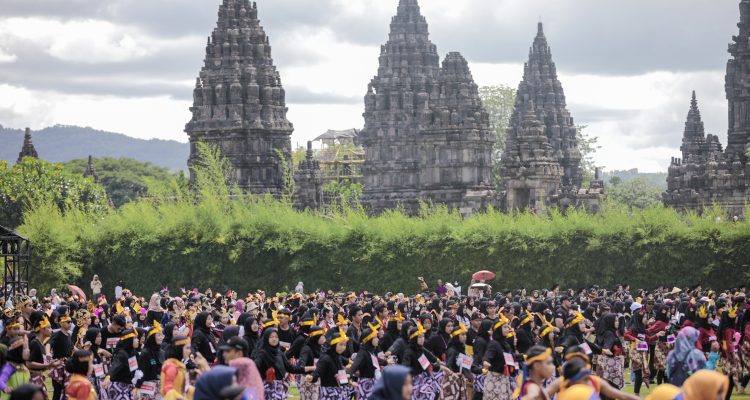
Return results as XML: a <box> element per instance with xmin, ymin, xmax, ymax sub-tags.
<box><xmin>0</xmin><ymin>279</ymin><xmax>744</xmax><ymax>400</ymax></box>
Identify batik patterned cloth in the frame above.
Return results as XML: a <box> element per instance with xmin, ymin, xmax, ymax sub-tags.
<box><xmin>48</xmin><ymin>363</ymin><xmax>67</xmax><ymax>385</ymax></box>
<box><xmin>355</xmin><ymin>378</ymin><xmax>376</xmax><ymax>400</ymax></box>
<box><xmin>741</xmin><ymin>341</ymin><xmax>750</xmax><ymax>376</ymax></box>
<box><xmin>472</xmin><ymin>373</ymin><xmax>486</xmax><ymax>394</ymax></box>
<box><xmin>628</xmin><ymin>347</ymin><xmax>651</xmax><ymax>381</ymax></box>
<box><xmin>654</xmin><ymin>342</ymin><xmax>670</xmax><ymax>371</ymax></box>
<box><xmin>298</xmin><ymin>380</ymin><xmax>320</xmax><ymax>400</ymax></box>
<box><xmin>483</xmin><ymin>372</ymin><xmax>512</xmax><ymax>400</ymax></box>
<box><xmin>596</xmin><ymin>355</ymin><xmax>625</xmax><ymax>389</ymax></box>
<box><xmin>29</xmin><ymin>373</ymin><xmax>48</xmax><ymax>399</ymax></box>
<box><xmin>108</xmin><ymin>381</ymin><xmax>135</xmax><ymax>400</ymax></box>
<box><xmin>319</xmin><ymin>386</ymin><xmax>354</xmax><ymax>400</ymax></box>
<box><xmin>411</xmin><ymin>372</ymin><xmax>443</xmax><ymax>400</ymax></box>
<box><xmin>263</xmin><ymin>380</ymin><xmax>290</xmax><ymax>400</ymax></box>
<box><xmin>440</xmin><ymin>372</ymin><xmax>469</xmax><ymax>400</ymax></box>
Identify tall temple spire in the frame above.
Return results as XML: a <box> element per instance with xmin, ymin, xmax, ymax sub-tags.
<box><xmin>726</xmin><ymin>0</ymin><xmax>750</xmax><ymax>158</ymax></box>
<box><xmin>679</xmin><ymin>91</ymin><xmax>707</xmax><ymax>161</ymax></box>
<box><xmin>17</xmin><ymin>128</ymin><xmax>38</xmax><ymax>163</ymax></box>
<box><xmin>504</xmin><ymin>22</ymin><xmax>582</xmax><ymax>190</ymax></box>
<box><xmin>185</xmin><ymin>0</ymin><xmax>293</xmax><ymax>195</ymax></box>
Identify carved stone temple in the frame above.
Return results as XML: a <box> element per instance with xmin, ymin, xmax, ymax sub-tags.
<box><xmin>664</xmin><ymin>0</ymin><xmax>750</xmax><ymax>216</ymax></box>
<box><xmin>359</xmin><ymin>0</ymin><xmax>495</xmax><ymax>215</ymax></box>
<box><xmin>186</xmin><ymin>0</ymin><xmax>320</xmax><ymax>200</ymax></box>
<box><xmin>17</xmin><ymin>128</ymin><xmax>38</xmax><ymax>163</ymax></box>
<box><xmin>501</xmin><ymin>23</ymin><xmax>596</xmax><ymax>212</ymax></box>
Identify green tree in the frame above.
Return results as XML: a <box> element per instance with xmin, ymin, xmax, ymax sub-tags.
<box><xmin>577</xmin><ymin>125</ymin><xmax>601</xmax><ymax>181</ymax></box>
<box><xmin>606</xmin><ymin>177</ymin><xmax>662</xmax><ymax>209</ymax></box>
<box><xmin>609</xmin><ymin>176</ymin><xmax>623</xmax><ymax>186</ymax></box>
<box><xmin>479</xmin><ymin>85</ymin><xmax>517</xmax><ymax>190</ymax></box>
<box><xmin>63</xmin><ymin>157</ymin><xmax>178</xmax><ymax>207</ymax></box>
<box><xmin>0</xmin><ymin>158</ymin><xmax>108</xmax><ymax>228</ymax></box>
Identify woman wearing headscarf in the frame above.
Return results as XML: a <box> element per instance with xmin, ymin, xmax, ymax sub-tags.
<box><xmin>160</xmin><ymin>335</ymin><xmax>191</xmax><ymax>400</ymax></box>
<box><xmin>254</xmin><ymin>328</ymin><xmax>313</xmax><ymax>400</ymax></box>
<box><xmin>681</xmin><ymin>370</ymin><xmax>729</xmax><ymax>400</ymax></box>
<box><xmin>514</xmin><ymin>311</ymin><xmax>535</xmax><ymax>355</ymax></box>
<box><xmin>229</xmin><ymin>357</ymin><xmax>265</xmax><ymax>400</ymax></box>
<box><xmin>442</xmin><ymin>323</ymin><xmax>474</xmax><ymax>400</ymax></box>
<box><xmin>471</xmin><ymin>319</ymin><xmax>493</xmax><ymax>400</ymax></box>
<box><xmin>402</xmin><ymin>323</ymin><xmax>446</xmax><ymax>400</ymax></box>
<box><xmin>241</xmin><ymin>316</ymin><xmax>261</xmax><ymax>360</ymax></box>
<box><xmin>594</xmin><ymin>313</ymin><xmax>624</xmax><ymax>390</ymax></box>
<box><xmin>309</xmin><ymin>329</ymin><xmax>354</xmax><ymax>399</ymax></box>
<box><xmin>623</xmin><ymin>304</ymin><xmax>652</xmax><ymax>396</ymax></box>
<box><xmin>647</xmin><ymin>304</ymin><xmax>671</xmax><ymax>385</ymax></box>
<box><xmin>298</xmin><ymin>326</ymin><xmax>326</xmax><ymax>400</ymax></box>
<box><xmin>426</xmin><ymin>319</ymin><xmax>453</xmax><ymax>363</ymax></box>
<box><xmin>370</xmin><ymin>364</ymin><xmax>413</xmax><ymax>400</ymax></box>
<box><xmin>666</xmin><ymin>326</ymin><xmax>706</xmax><ymax>387</ymax></box>
<box><xmin>381</xmin><ymin>314</ymin><xmax>403</xmax><ymax>357</ymax></box>
<box><xmin>193</xmin><ymin>365</ymin><xmax>237</xmax><ymax>400</ymax></box>
<box><xmin>482</xmin><ymin>318</ymin><xmax>513</xmax><ymax>400</ymax></box>
<box><xmin>191</xmin><ymin>312</ymin><xmax>217</xmax><ymax>364</ymax></box>
<box><xmin>386</xmin><ymin>321</ymin><xmax>414</xmax><ymax>364</ymax></box>
<box><xmin>65</xmin><ymin>350</ymin><xmax>96</xmax><ymax>400</ymax></box>
<box><xmin>104</xmin><ymin>329</ymin><xmax>139</xmax><ymax>400</ymax></box>
<box><xmin>348</xmin><ymin>325</ymin><xmax>385</xmax><ymax>400</ymax></box>
<box><xmin>161</xmin><ymin>322</ymin><xmax>176</xmax><ymax>354</ymax></box>
<box><xmin>136</xmin><ymin>323</ymin><xmax>165</xmax><ymax>400</ymax></box>
<box><xmin>147</xmin><ymin>294</ymin><xmax>164</xmax><ymax>326</ymax></box>
<box><xmin>80</xmin><ymin>327</ymin><xmax>106</xmax><ymax>398</ymax></box>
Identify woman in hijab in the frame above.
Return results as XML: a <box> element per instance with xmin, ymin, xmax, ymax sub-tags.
<box><xmin>105</xmin><ymin>329</ymin><xmax>139</xmax><ymax>400</ymax></box>
<box><xmin>146</xmin><ymin>294</ymin><xmax>164</xmax><ymax>326</ymax></box>
<box><xmin>348</xmin><ymin>325</ymin><xmax>385</xmax><ymax>400</ymax></box>
<box><xmin>160</xmin><ymin>335</ymin><xmax>191</xmax><ymax>400</ymax></box>
<box><xmin>81</xmin><ymin>327</ymin><xmax>106</xmax><ymax>398</ymax></box>
<box><xmin>370</xmin><ymin>364</ymin><xmax>413</xmax><ymax>400</ymax></box>
<box><xmin>482</xmin><ymin>318</ymin><xmax>513</xmax><ymax>400</ymax></box>
<box><xmin>136</xmin><ymin>323</ymin><xmax>165</xmax><ymax>400</ymax></box>
<box><xmin>666</xmin><ymin>326</ymin><xmax>706</xmax><ymax>387</ymax></box>
<box><xmin>381</xmin><ymin>316</ymin><xmax>402</xmax><ymax>356</ymax></box>
<box><xmin>298</xmin><ymin>326</ymin><xmax>325</xmax><ymax>400</ymax></box>
<box><xmin>594</xmin><ymin>313</ymin><xmax>624</xmax><ymax>390</ymax></box>
<box><xmin>242</xmin><ymin>316</ymin><xmax>261</xmax><ymax>359</ymax></box>
<box><xmin>443</xmin><ymin>323</ymin><xmax>474</xmax><ymax>400</ymax></box>
<box><xmin>471</xmin><ymin>319</ymin><xmax>493</xmax><ymax>399</ymax></box>
<box><xmin>254</xmin><ymin>328</ymin><xmax>313</xmax><ymax>400</ymax></box>
<box><xmin>647</xmin><ymin>304</ymin><xmax>671</xmax><ymax>385</ymax></box>
<box><xmin>310</xmin><ymin>329</ymin><xmax>354</xmax><ymax>399</ymax></box>
<box><xmin>681</xmin><ymin>370</ymin><xmax>729</xmax><ymax>400</ymax></box>
<box><xmin>426</xmin><ymin>319</ymin><xmax>453</xmax><ymax>362</ymax></box>
<box><xmin>194</xmin><ymin>365</ymin><xmax>237</xmax><ymax>400</ymax></box>
<box><xmin>229</xmin><ymin>357</ymin><xmax>264</xmax><ymax>400</ymax></box>
<box><xmin>514</xmin><ymin>311</ymin><xmax>535</xmax><ymax>355</ymax></box>
<box><xmin>623</xmin><ymin>305</ymin><xmax>651</xmax><ymax>396</ymax></box>
<box><xmin>386</xmin><ymin>321</ymin><xmax>414</xmax><ymax>363</ymax></box>
<box><xmin>161</xmin><ymin>322</ymin><xmax>177</xmax><ymax>353</ymax></box>
<box><xmin>191</xmin><ymin>312</ymin><xmax>217</xmax><ymax>364</ymax></box>
<box><xmin>402</xmin><ymin>323</ymin><xmax>445</xmax><ymax>400</ymax></box>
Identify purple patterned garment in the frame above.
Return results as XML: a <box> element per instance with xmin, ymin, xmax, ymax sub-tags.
<box><xmin>319</xmin><ymin>386</ymin><xmax>354</xmax><ymax>400</ymax></box>
<box><xmin>355</xmin><ymin>378</ymin><xmax>376</xmax><ymax>400</ymax></box>
<box><xmin>263</xmin><ymin>380</ymin><xmax>290</xmax><ymax>400</ymax></box>
<box><xmin>411</xmin><ymin>372</ymin><xmax>444</xmax><ymax>400</ymax></box>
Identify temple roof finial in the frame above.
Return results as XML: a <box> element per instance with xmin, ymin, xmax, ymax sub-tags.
<box><xmin>538</xmin><ymin>21</ymin><xmax>544</xmax><ymax>36</ymax></box>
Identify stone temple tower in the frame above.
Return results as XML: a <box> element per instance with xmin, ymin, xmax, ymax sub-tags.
<box><xmin>17</xmin><ymin>128</ymin><xmax>38</xmax><ymax>163</ymax></box>
<box><xmin>359</xmin><ymin>0</ymin><xmax>495</xmax><ymax>214</ymax></box>
<box><xmin>502</xmin><ymin>23</ymin><xmax>583</xmax><ymax>211</ymax></box>
<box><xmin>186</xmin><ymin>0</ymin><xmax>293</xmax><ymax>196</ymax></box>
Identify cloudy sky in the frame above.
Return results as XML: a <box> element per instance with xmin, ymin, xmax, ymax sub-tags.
<box><xmin>0</xmin><ymin>0</ymin><xmax>743</xmax><ymax>172</ymax></box>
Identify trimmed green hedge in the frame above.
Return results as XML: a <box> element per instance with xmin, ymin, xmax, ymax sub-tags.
<box><xmin>18</xmin><ymin>197</ymin><xmax>750</xmax><ymax>296</ymax></box>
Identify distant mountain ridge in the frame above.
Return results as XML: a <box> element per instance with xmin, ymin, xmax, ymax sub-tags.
<box><xmin>0</xmin><ymin>124</ymin><xmax>189</xmax><ymax>172</ymax></box>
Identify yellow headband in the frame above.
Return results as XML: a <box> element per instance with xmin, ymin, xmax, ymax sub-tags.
<box><xmin>35</xmin><ymin>318</ymin><xmax>51</xmax><ymax>332</ymax></box>
<box><xmin>59</xmin><ymin>316</ymin><xmax>71</xmax><ymax>323</ymax></box>
<box><xmin>5</xmin><ymin>321</ymin><xmax>20</xmax><ymax>329</ymax></box>
<box><xmin>410</xmin><ymin>322</ymin><xmax>427</xmax><ymax>340</ymax></box>
<box><xmin>310</xmin><ymin>329</ymin><xmax>326</xmax><ymax>338</ymax></box>
<box><xmin>263</xmin><ymin>312</ymin><xmax>279</xmax><ymax>328</ymax></box>
<box><xmin>330</xmin><ymin>329</ymin><xmax>349</xmax><ymax>345</ymax></box>
<box><xmin>518</xmin><ymin>313</ymin><xmax>533</xmax><ymax>327</ymax></box>
<box><xmin>148</xmin><ymin>321</ymin><xmax>163</xmax><ymax>337</ymax></box>
<box><xmin>336</xmin><ymin>314</ymin><xmax>349</xmax><ymax>327</ymax></box>
<box><xmin>362</xmin><ymin>323</ymin><xmax>380</xmax><ymax>344</ymax></box>
<box><xmin>494</xmin><ymin>316</ymin><xmax>510</xmax><ymax>331</ymax></box>
<box><xmin>389</xmin><ymin>311</ymin><xmax>405</xmax><ymax>322</ymax></box>
<box><xmin>525</xmin><ymin>348</ymin><xmax>552</xmax><ymax>365</ymax></box>
<box><xmin>565</xmin><ymin>312</ymin><xmax>585</xmax><ymax>329</ymax></box>
<box><xmin>120</xmin><ymin>332</ymin><xmax>137</xmax><ymax>341</ymax></box>
<box><xmin>174</xmin><ymin>338</ymin><xmax>190</xmax><ymax>347</ymax></box>
<box><xmin>451</xmin><ymin>323</ymin><xmax>469</xmax><ymax>338</ymax></box>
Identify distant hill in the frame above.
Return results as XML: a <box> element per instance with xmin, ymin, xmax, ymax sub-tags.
<box><xmin>0</xmin><ymin>124</ymin><xmax>189</xmax><ymax>172</ymax></box>
<box><xmin>602</xmin><ymin>169</ymin><xmax>667</xmax><ymax>190</ymax></box>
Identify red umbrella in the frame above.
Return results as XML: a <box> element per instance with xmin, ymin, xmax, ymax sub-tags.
<box><xmin>67</xmin><ymin>285</ymin><xmax>87</xmax><ymax>302</ymax></box>
<box><xmin>472</xmin><ymin>270</ymin><xmax>496</xmax><ymax>281</ymax></box>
